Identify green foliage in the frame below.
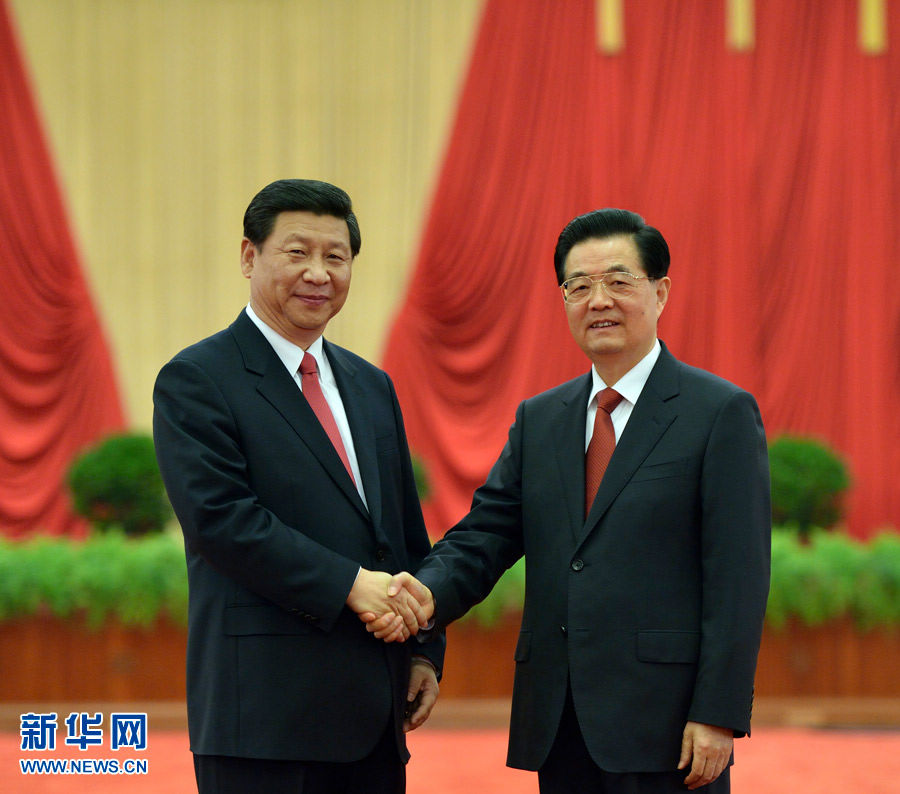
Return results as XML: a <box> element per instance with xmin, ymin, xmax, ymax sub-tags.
<box><xmin>2</xmin><ymin>527</ymin><xmax>899</xmax><ymax>634</ymax></box>
<box><xmin>459</xmin><ymin>557</ymin><xmax>526</xmax><ymax>627</ymax></box>
<box><xmin>0</xmin><ymin>531</ymin><xmax>188</xmax><ymax>629</ymax></box>
<box><xmin>766</xmin><ymin>529</ymin><xmax>861</xmax><ymax>628</ymax></box>
<box><xmin>459</xmin><ymin>529</ymin><xmax>900</xmax><ymax>631</ymax></box>
<box><xmin>851</xmin><ymin>531</ymin><xmax>900</xmax><ymax>629</ymax></box>
<box><xmin>764</xmin><ymin>528</ymin><xmax>900</xmax><ymax>630</ymax></box>
<box><xmin>411</xmin><ymin>455</ymin><xmax>431</xmax><ymax>501</ymax></box>
<box><xmin>768</xmin><ymin>435</ymin><xmax>851</xmax><ymax>537</ymax></box>
<box><xmin>67</xmin><ymin>433</ymin><xmax>173</xmax><ymax>535</ymax></box>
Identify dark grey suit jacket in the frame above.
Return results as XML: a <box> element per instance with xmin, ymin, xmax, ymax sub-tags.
<box><xmin>153</xmin><ymin>310</ymin><xmax>442</xmax><ymax>762</ymax></box>
<box><xmin>416</xmin><ymin>342</ymin><xmax>770</xmax><ymax>773</ymax></box>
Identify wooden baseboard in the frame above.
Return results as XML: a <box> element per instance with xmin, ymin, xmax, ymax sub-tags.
<box><xmin>752</xmin><ymin>696</ymin><xmax>900</xmax><ymax>729</ymax></box>
<box><xmin>0</xmin><ymin>700</ymin><xmax>186</xmax><ymax>733</ymax></box>
<box><xmin>3</xmin><ymin>697</ymin><xmax>900</xmax><ymax>734</ymax></box>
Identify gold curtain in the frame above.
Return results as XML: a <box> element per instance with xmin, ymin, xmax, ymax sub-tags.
<box><xmin>9</xmin><ymin>0</ymin><xmax>482</xmax><ymax>428</ymax></box>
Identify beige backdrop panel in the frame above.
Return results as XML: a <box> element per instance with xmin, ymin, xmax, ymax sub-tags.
<box><xmin>10</xmin><ymin>0</ymin><xmax>482</xmax><ymax>429</ymax></box>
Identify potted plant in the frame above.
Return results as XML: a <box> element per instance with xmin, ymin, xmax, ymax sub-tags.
<box><xmin>768</xmin><ymin>435</ymin><xmax>851</xmax><ymax>541</ymax></box>
<box><xmin>67</xmin><ymin>433</ymin><xmax>172</xmax><ymax>536</ymax></box>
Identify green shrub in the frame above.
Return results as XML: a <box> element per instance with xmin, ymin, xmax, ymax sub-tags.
<box><xmin>766</xmin><ymin>529</ymin><xmax>861</xmax><ymax>628</ymax></box>
<box><xmin>67</xmin><ymin>433</ymin><xmax>172</xmax><ymax>536</ymax></box>
<box><xmin>460</xmin><ymin>528</ymin><xmax>900</xmax><ymax>631</ymax></box>
<box><xmin>852</xmin><ymin>531</ymin><xmax>900</xmax><ymax>629</ymax></box>
<box><xmin>0</xmin><ymin>531</ymin><xmax>188</xmax><ymax>628</ymax></box>
<box><xmin>411</xmin><ymin>455</ymin><xmax>431</xmax><ymax>501</ymax></box>
<box><xmin>1</xmin><ymin>527</ymin><xmax>898</xmax><ymax>634</ymax></box>
<box><xmin>766</xmin><ymin>528</ymin><xmax>900</xmax><ymax>631</ymax></box>
<box><xmin>768</xmin><ymin>435</ymin><xmax>851</xmax><ymax>538</ymax></box>
<box><xmin>460</xmin><ymin>557</ymin><xmax>526</xmax><ymax>626</ymax></box>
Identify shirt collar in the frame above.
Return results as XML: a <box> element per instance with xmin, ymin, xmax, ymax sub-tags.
<box><xmin>589</xmin><ymin>339</ymin><xmax>661</xmax><ymax>407</ymax></box>
<box><xmin>244</xmin><ymin>304</ymin><xmax>331</xmax><ymax>383</ymax></box>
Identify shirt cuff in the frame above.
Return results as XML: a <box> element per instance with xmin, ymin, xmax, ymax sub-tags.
<box><xmin>411</xmin><ymin>655</ymin><xmax>438</xmax><ymax>673</ymax></box>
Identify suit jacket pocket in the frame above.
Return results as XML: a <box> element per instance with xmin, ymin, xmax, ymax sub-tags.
<box><xmin>629</xmin><ymin>458</ymin><xmax>690</xmax><ymax>483</ymax></box>
<box><xmin>514</xmin><ymin>630</ymin><xmax>532</xmax><ymax>662</ymax></box>
<box><xmin>375</xmin><ymin>433</ymin><xmax>399</xmax><ymax>455</ymax></box>
<box><xmin>223</xmin><ymin>604</ymin><xmax>315</xmax><ymax>636</ymax></box>
<box><xmin>636</xmin><ymin>630</ymin><xmax>700</xmax><ymax>663</ymax></box>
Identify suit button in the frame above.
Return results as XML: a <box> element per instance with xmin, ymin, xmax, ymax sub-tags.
<box><xmin>560</xmin><ymin>625</ymin><xmax>568</xmax><ymax>636</ymax></box>
<box><xmin>375</xmin><ymin>548</ymin><xmax>387</xmax><ymax>562</ymax></box>
<box><xmin>571</xmin><ymin>559</ymin><xmax>584</xmax><ymax>571</ymax></box>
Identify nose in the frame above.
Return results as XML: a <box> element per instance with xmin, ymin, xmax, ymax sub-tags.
<box><xmin>586</xmin><ymin>279</ymin><xmax>614</xmax><ymax>309</ymax></box>
<box><xmin>301</xmin><ymin>255</ymin><xmax>330</xmax><ymax>284</ymax></box>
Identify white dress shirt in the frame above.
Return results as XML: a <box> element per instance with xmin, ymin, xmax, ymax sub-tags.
<box><xmin>585</xmin><ymin>339</ymin><xmax>662</xmax><ymax>451</ymax></box>
<box><xmin>245</xmin><ymin>304</ymin><xmax>368</xmax><ymax>509</ymax></box>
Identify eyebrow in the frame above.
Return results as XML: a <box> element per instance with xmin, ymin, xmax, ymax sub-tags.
<box><xmin>566</xmin><ymin>264</ymin><xmax>639</xmax><ymax>278</ymax></box>
<box><xmin>279</xmin><ymin>233</ymin><xmax>350</xmax><ymax>251</ymax></box>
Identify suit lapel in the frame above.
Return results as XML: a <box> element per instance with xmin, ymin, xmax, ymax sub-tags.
<box><xmin>551</xmin><ymin>375</ymin><xmax>593</xmax><ymax>546</ymax></box>
<box><xmin>577</xmin><ymin>345</ymin><xmax>680</xmax><ymax>548</ymax></box>
<box><xmin>230</xmin><ymin>314</ymin><xmax>368</xmax><ymax>519</ymax></box>
<box><xmin>326</xmin><ymin>341</ymin><xmax>381</xmax><ymax>528</ymax></box>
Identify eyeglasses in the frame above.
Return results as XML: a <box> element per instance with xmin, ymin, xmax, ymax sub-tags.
<box><xmin>560</xmin><ymin>272</ymin><xmax>654</xmax><ymax>304</ymax></box>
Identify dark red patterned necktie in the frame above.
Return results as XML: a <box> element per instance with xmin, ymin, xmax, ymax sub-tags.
<box><xmin>300</xmin><ymin>353</ymin><xmax>355</xmax><ymax>484</ymax></box>
<box><xmin>585</xmin><ymin>388</ymin><xmax>623</xmax><ymax>516</ymax></box>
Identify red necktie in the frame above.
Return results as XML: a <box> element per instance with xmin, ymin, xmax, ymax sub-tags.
<box><xmin>585</xmin><ymin>388</ymin><xmax>623</xmax><ymax>516</ymax></box>
<box><xmin>300</xmin><ymin>353</ymin><xmax>355</xmax><ymax>484</ymax></box>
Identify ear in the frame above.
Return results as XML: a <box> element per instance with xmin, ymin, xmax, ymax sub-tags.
<box><xmin>655</xmin><ymin>277</ymin><xmax>671</xmax><ymax>317</ymax></box>
<box><xmin>240</xmin><ymin>238</ymin><xmax>256</xmax><ymax>279</ymax></box>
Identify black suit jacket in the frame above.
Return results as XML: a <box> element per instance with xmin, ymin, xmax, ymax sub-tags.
<box><xmin>153</xmin><ymin>311</ymin><xmax>442</xmax><ymax>762</ymax></box>
<box><xmin>416</xmin><ymin>342</ymin><xmax>770</xmax><ymax>773</ymax></box>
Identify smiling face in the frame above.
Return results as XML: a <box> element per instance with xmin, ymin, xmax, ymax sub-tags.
<box><xmin>563</xmin><ymin>234</ymin><xmax>670</xmax><ymax>385</ymax></box>
<box><xmin>240</xmin><ymin>211</ymin><xmax>353</xmax><ymax>349</ymax></box>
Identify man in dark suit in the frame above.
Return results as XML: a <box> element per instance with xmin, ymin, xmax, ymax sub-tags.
<box><xmin>153</xmin><ymin>179</ymin><xmax>441</xmax><ymax>794</ymax></box>
<box><xmin>369</xmin><ymin>209</ymin><xmax>770</xmax><ymax>792</ymax></box>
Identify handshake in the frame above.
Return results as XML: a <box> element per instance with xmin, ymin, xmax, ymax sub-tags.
<box><xmin>346</xmin><ymin>569</ymin><xmax>435</xmax><ymax>643</ymax></box>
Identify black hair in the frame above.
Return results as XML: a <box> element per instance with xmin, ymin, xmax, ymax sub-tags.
<box><xmin>243</xmin><ymin>179</ymin><xmax>361</xmax><ymax>256</ymax></box>
<box><xmin>553</xmin><ymin>208</ymin><xmax>669</xmax><ymax>284</ymax></box>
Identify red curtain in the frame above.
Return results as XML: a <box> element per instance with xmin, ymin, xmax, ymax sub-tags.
<box><xmin>0</xmin><ymin>1</ymin><xmax>125</xmax><ymax>537</ymax></box>
<box><xmin>383</xmin><ymin>0</ymin><xmax>900</xmax><ymax>539</ymax></box>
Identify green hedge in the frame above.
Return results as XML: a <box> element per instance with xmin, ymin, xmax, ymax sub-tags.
<box><xmin>464</xmin><ymin>529</ymin><xmax>900</xmax><ymax>630</ymax></box>
<box><xmin>0</xmin><ymin>531</ymin><xmax>188</xmax><ymax>629</ymax></box>
<box><xmin>766</xmin><ymin>529</ymin><xmax>900</xmax><ymax>630</ymax></box>
<box><xmin>1</xmin><ymin>528</ymin><xmax>898</xmax><ymax>631</ymax></box>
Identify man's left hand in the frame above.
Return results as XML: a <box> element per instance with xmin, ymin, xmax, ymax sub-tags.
<box><xmin>678</xmin><ymin>721</ymin><xmax>733</xmax><ymax>790</ymax></box>
<box><xmin>404</xmin><ymin>659</ymin><xmax>439</xmax><ymax>732</ymax></box>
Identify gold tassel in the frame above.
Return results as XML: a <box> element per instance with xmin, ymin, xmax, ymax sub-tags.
<box><xmin>726</xmin><ymin>0</ymin><xmax>755</xmax><ymax>52</ymax></box>
<box><xmin>596</xmin><ymin>0</ymin><xmax>624</xmax><ymax>54</ymax></box>
<box><xmin>859</xmin><ymin>0</ymin><xmax>887</xmax><ymax>54</ymax></box>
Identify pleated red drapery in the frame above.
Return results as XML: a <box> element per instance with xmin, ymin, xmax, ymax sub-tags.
<box><xmin>0</xmin><ymin>1</ymin><xmax>125</xmax><ymax>536</ymax></box>
<box><xmin>383</xmin><ymin>0</ymin><xmax>900</xmax><ymax>539</ymax></box>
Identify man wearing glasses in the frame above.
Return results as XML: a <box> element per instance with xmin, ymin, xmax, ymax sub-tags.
<box><xmin>368</xmin><ymin>208</ymin><xmax>771</xmax><ymax>793</ymax></box>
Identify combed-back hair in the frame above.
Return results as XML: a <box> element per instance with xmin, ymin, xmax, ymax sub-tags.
<box><xmin>243</xmin><ymin>179</ymin><xmax>361</xmax><ymax>256</ymax></box>
<box><xmin>553</xmin><ymin>208</ymin><xmax>669</xmax><ymax>283</ymax></box>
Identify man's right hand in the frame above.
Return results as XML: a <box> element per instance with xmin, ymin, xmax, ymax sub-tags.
<box><xmin>358</xmin><ymin>572</ymin><xmax>435</xmax><ymax>643</ymax></box>
<box><xmin>347</xmin><ymin>569</ymin><xmax>432</xmax><ymax>641</ymax></box>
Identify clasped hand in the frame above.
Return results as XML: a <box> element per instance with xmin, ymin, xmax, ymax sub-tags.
<box><xmin>346</xmin><ymin>570</ymin><xmax>434</xmax><ymax>642</ymax></box>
